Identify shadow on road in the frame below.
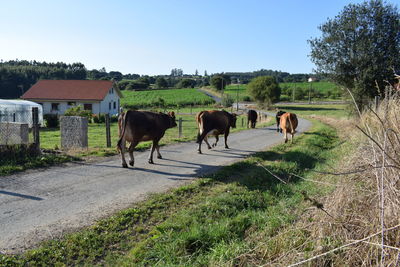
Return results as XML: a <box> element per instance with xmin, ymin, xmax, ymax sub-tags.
<box><xmin>0</xmin><ymin>190</ymin><xmax>43</xmax><ymax>201</ymax></box>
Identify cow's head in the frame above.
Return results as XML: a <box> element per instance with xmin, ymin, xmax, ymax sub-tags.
<box><xmin>230</xmin><ymin>113</ymin><xmax>237</xmax><ymax>128</ymax></box>
<box><xmin>168</xmin><ymin>111</ymin><xmax>177</xmax><ymax>128</ymax></box>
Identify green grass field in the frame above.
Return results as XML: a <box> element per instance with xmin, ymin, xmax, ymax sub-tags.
<box><xmin>275</xmin><ymin>104</ymin><xmax>349</xmax><ymax>118</ymax></box>
<box><xmin>215</xmin><ymin>81</ymin><xmax>344</xmax><ymax>102</ymax></box>
<box><xmin>121</xmin><ymin>88</ymin><xmax>215</xmax><ymax>109</ymax></box>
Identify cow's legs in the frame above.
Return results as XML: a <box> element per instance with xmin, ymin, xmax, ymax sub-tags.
<box><xmin>212</xmin><ymin>135</ymin><xmax>219</xmax><ymax>147</ymax></box>
<box><xmin>224</xmin><ymin>132</ymin><xmax>230</xmax><ymax>149</ymax></box>
<box><xmin>119</xmin><ymin>138</ymin><xmax>128</xmax><ymax>168</ymax></box>
<box><xmin>203</xmin><ymin>136</ymin><xmax>212</xmax><ymax>149</ymax></box>
<box><xmin>149</xmin><ymin>139</ymin><xmax>160</xmax><ymax>164</ymax></box>
<box><xmin>197</xmin><ymin>131</ymin><xmax>209</xmax><ymax>154</ymax></box>
<box><xmin>156</xmin><ymin>144</ymin><xmax>162</xmax><ymax>159</ymax></box>
<box><xmin>128</xmin><ymin>141</ymin><xmax>139</xmax><ymax>166</ymax></box>
<box><xmin>290</xmin><ymin>132</ymin><xmax>294</xmax><ymax>143</ymax></box>
<box><xmin>284</xmin><ymin>130</ymin><xmax>288</xmax><ymax>143</ymax></box>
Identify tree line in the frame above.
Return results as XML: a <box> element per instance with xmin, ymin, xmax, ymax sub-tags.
<box><xmin>0</xmin><ymin>59</ymin><xmax>317</xmax><ymax>99</ymax></box>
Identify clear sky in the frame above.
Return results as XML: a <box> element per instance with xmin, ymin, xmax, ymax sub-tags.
<box><xmin>2</xmin><ymin>0</ymin><xmax>400</xmax><ymax>75</ymax></box>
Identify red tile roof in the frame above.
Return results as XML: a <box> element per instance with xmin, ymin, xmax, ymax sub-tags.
<box><xmin>21</xmin><ymin>80</ymin><xmax>119</xmax><ymax>101</ymax></box>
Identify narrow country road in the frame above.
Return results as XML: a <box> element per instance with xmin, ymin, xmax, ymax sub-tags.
<box><xmin>0</xmin><ymin>115</ymin><xmax>311</xmax><ymax>253</ymax></box>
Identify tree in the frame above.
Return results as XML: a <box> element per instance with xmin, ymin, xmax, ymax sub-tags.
<box><xmin>177</xmin><ymin>78</ymin><xmax>195</xmax><ymax>88</ymax></box>
<box><xmin>155</xmin><ymin>77</ymin><xmax>168</xmax><ymax>89</ymax></box>
<box><xmin>246</xmin><ymin>76</ymin><xmax>281</xmax><ymax>106</ymax></box>
<box><xmin>309</xmin><ymin>0</ymin><xmax>400</xmax><ymax>110</ymax></box>
<box><xmin>210</xmin><ymin>74</ymin><xmax>230</xmax><ymax>91</ymax></box>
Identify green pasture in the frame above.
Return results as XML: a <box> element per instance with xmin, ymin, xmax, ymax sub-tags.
<box><xmin>121</xmin><ymin>88</ymin><xmax>215</xmax><ymax>109</ymax></box>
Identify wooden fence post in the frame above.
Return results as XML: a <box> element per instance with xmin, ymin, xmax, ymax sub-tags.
<box><xmin>241</xmin><ymin>117</ymin><xmax>244</xmax><ymax>128</ymax></box>
<box><xmin>105</xmin><ymin>114</ymin><xmax>111</xmax><ymax>148</ymax></box>
<box><xmin>32</xmin><ymin>107</ymin><xmax>40</xmax><ymax>152</ymax></box>
<box><xmin>178</xmin><ymin>118</ymin><xmax>182</xmax><ymax>138</ymax></box>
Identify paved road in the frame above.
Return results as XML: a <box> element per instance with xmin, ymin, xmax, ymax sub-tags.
<box><xmin>0</xmin><ymin>116</ymin><xmax>311</xmax><ymax>253</ymax></box>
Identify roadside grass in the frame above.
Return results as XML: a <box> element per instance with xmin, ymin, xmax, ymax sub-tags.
<box><xmin>0</xmin><ymin>151</ymin><xmax>78</xmax><ymax>176</ymax></box>
<box><xmin>0</xmin><ymin>120</ymin><xmax>344</xmax><ymax>266</ymax></box>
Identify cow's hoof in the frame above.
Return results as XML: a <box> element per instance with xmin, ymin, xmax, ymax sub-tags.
<box><xmin>207</xmin><ymin>146</ymin><xmax>212</xmax><ymax>150</ymax></box>
<box><xmin>148</xmin><ymin>159</ymin><xmax>154</xmax><ymax>164</ymax></box>
<box><xmin>212</xmin><ymin>144</ymin><xmax>216</xmax><ymax>148</ymax></box>
<box><xmin>225</xmin><ymin>146</ymin><xmax>229</xmax><ymax>149</ymax></box>
<box><xmin>129</xmin><ymin>160</ymin><xmax>134</xmax><ymax>166</ymax></box>
<box><xmin>157</xmin><ymin>155</ymin><xmax>162</xmax><ymax>159</ymax></box>
<box><xmin>122</xmin><ymin>163</ymin><xmax>128</xmax><ymax>168</ymax></box>
<box><xmin>198</xmin><ymin>150</ymin><xmax>202</xmax><ymax>154</ymax></box>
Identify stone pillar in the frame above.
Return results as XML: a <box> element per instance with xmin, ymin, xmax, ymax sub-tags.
<box><xmin>0</xmin><ymin>123</ymin><xmax>29</xmax><ymax>145</ymax></box>
<box><xmin>60</xmin><ymin>116</ymin><xmax>88</xmax><ymax>149</ymax></box>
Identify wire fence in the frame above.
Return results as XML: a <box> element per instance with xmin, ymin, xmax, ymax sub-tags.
<box><xmin>0</xmin><ymin>109</ymin><xmax>38</xmax><ymax>145</ymax></box>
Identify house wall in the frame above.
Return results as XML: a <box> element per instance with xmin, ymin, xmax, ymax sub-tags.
<box><xmin>99</xmin><ymin>87</ymin><xmax>120</xmax><ymax>115</ymax></box>
<box><xmin>39</xmin><ymin>101</ymin><xmax>100</xmax><ymax>115</ymax></box>
<box><xmin>25</xmin><ymin>86</ymin><xmax>120</xmax><ymax>116</ymax></box>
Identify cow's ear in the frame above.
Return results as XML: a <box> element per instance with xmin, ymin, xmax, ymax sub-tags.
<box><xmin>169</xmin><ymin>111</ymin><xmax>175</xmax><ymax>117</ymax></box>
<box><xmin>232</xmin><ymin>113</ymin><xmax>237</xmax><ymax>118</ymax></box>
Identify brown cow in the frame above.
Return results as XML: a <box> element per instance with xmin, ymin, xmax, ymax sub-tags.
<box><xmin>247</xmin><ymin>109</ymin><xmax>258</xmax><ymax>128</ymax></box>
<box><xmin>279</xmin><ymin>112</ymin><xmax>298</xmax><ymax>143</ymax></box>
<box><xmin>117</xmin><ymin>110</ymin><xmax>177</xmax><ymax>168</ymax></box>
<box><xmin>196</xmin><ymin>110</ymin><xmax>237</xmax><ymax>154</ymax></box>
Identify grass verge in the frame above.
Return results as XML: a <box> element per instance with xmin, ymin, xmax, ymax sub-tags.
<box><xmin>0</xmin><ymin>119</ymin><xmax>345</xmax><ymax>266</ymax></box>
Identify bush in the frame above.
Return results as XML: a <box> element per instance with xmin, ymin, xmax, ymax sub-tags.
<box><xmin>44</xmin><ymin>114</ymin><xmax>59</xmax><ymax>128</ymax></box>
<box><xmin>64</xmin><ymin>106</ymin><xmax>92</xmax><ymax>119</ymax></box>
<box><xmin>242</xmin><ymin>96</ymin><xmax>252</xmax><ymax>102</ymax></box>
<box><xmin>221</xmin><ymin>95</ymin><xmax>234</xmax><ymax>107</ymax></box>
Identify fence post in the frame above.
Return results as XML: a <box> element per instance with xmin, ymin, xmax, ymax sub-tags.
<box><xmin>32</xmin><ymin>107</ymin><xmax>40</xmax><ymax>151</ymax></box>
<box><xmin>178</xmin><ymin>117</ymin><xmax>182</xmax><ymax>138</ymax></box>
<box><xmin>241</xmin><ymin>117</ymin><xmax>244</xmax><ymax>128</ymax></box>
<box><xmin>375</xmin><ymin>96</ymin><xmax>380</xmax><ymax>111</ymax></box>
<box><xmin>105</xmin><ymin>114</ymin><xmax>111</xmax><ymax>148</ymax></box>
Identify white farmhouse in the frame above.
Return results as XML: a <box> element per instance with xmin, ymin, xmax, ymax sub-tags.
<box><xmin>21</xmin><ymin>80</ymin><xmax>122</xmax><ymax>115</ymax></box>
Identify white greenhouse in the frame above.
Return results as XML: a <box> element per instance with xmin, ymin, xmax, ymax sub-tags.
<box><xmin>0</xmin><ymin>99</ymin><xmax>44</xmax><ymax>127</ymax></box>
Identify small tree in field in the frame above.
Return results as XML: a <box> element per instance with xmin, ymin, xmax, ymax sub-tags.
<box><xmin>155</xmin><ymin>77</ymin><xmax>168</xmax><ymax>89</ymax></box>
<box><xmin>247</xmin><ymin>76</ymin><xmax>281</xmax><ymax>106</ymax></box>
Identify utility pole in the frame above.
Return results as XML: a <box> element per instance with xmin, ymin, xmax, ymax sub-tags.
<box><xmin>236</xmin><ymin>79</ymin><xmax>240</xmax><ymax>111</ymax></box>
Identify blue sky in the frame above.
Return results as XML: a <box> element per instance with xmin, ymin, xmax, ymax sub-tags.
<box><xmin>2</xmin><ymin>0</ymin><xmax>400</xmax><ymax>75</ymax></box>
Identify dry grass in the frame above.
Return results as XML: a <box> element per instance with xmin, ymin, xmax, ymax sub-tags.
<box><xmin>282</xmin><ymin>91</ymin><xmax>400</xmax><ymax>266</ymax></box>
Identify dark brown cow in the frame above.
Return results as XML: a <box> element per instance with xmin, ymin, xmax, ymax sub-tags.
<box><xmin>196</xmin><ymin>110</ymin><xmax>237</xmax><ymax>154</ymax></box>
<box><xmin>247</xmin><ymin>109</ymin><xmax>258</xmax><ymax>128</ymax></box>
<box><xmin>275</xmin><ymin>110</ymin><xmax>286</xmax><ymax>133</ymax></box>
<box><xmin>117</xmin><ymin>110</ymin><xmax>177</xmax><ymax>168</ymax></box>
<box><xmin>279</xmin><ymin>112</ymin><xmax>298</xmax><ymax>143</ymax></box>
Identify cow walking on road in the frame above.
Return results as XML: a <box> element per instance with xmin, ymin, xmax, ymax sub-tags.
<box><xmin>279</xmin><ymin>112</ymin><xmax>298</xmax><ymax>143</ymax></box>
<box><xmin>196</xmin><ymin>110</ymin><xmax>237</xmax><ymax>154</ymax></box>
<box><xmin>117</xmin><ymin>110</ymin><xmax>177</xmax><ymax>168</ymax></box>
<box><xmin>247</xmin><ymin>109</ymin><xmax>258</xmax><ymax>128</ymax></box>
<box><xmin>275</xmin><ymin>110</ymin><xmax>286</xmax><ymax>133</ymax></box>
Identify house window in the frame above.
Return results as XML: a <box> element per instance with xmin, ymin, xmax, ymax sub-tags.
<box><xmin>113</xmin><ymin>101</ymin><xmax>116</xmax><ymax>109</ymax></box>
<box><xmin>68</xmin><ymin>102</ymin><xmax>76</xmax><ymax>106</ymax></box>
<box><xmin>51</xmin><ymin>103</ymin><xmax>59</xmax><ymax>111</ymax></box>
<box><xmin>109</xmin><ymin>102</ymin><xmax>111</xmax><ymax>109</ymax></box>
<box><xmin>84</xmin><ymin>104</ymin><xmax>92</xmax><ymax>111</ymax></box>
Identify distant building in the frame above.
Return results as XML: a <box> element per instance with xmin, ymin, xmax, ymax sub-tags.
<box><xmin>308</xmin><ymin>77</ymin><xmax>318</xmax><ymax>82</ymax></box>
<box><xmin>21</xmin><ymin>80</ymin><xmax>122</xmax><ymax>115</ymax></box>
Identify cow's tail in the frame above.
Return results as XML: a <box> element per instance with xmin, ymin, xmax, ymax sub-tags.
<box><xmin>288</xmin><ymin>113</ymin><xmax>296</xmax><ymax>134</ymax></box>
<box><xmin>196</xmin><ymin>112</ymin><xmax>203</xmax><ymax>143</ymax></box>
<box><xmin>117</xmin><ymin>111</ymin><xmax>128</xmax><ymax>150</ymax></box>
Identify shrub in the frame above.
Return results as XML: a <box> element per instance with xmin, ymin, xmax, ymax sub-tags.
<box><xmin>64</xmin><ymin>106</ymin><xmax>92</xmax><ymax>119</ymax></box>
<box><xmin>221</xmin><ymin>95</ymin><xmax>234</xmax><ymax>107</ymax></box>
<box><xmin>44</xmin><ymin>114</ymin><xmax>59</xmax><ymax>128</ymax></box>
